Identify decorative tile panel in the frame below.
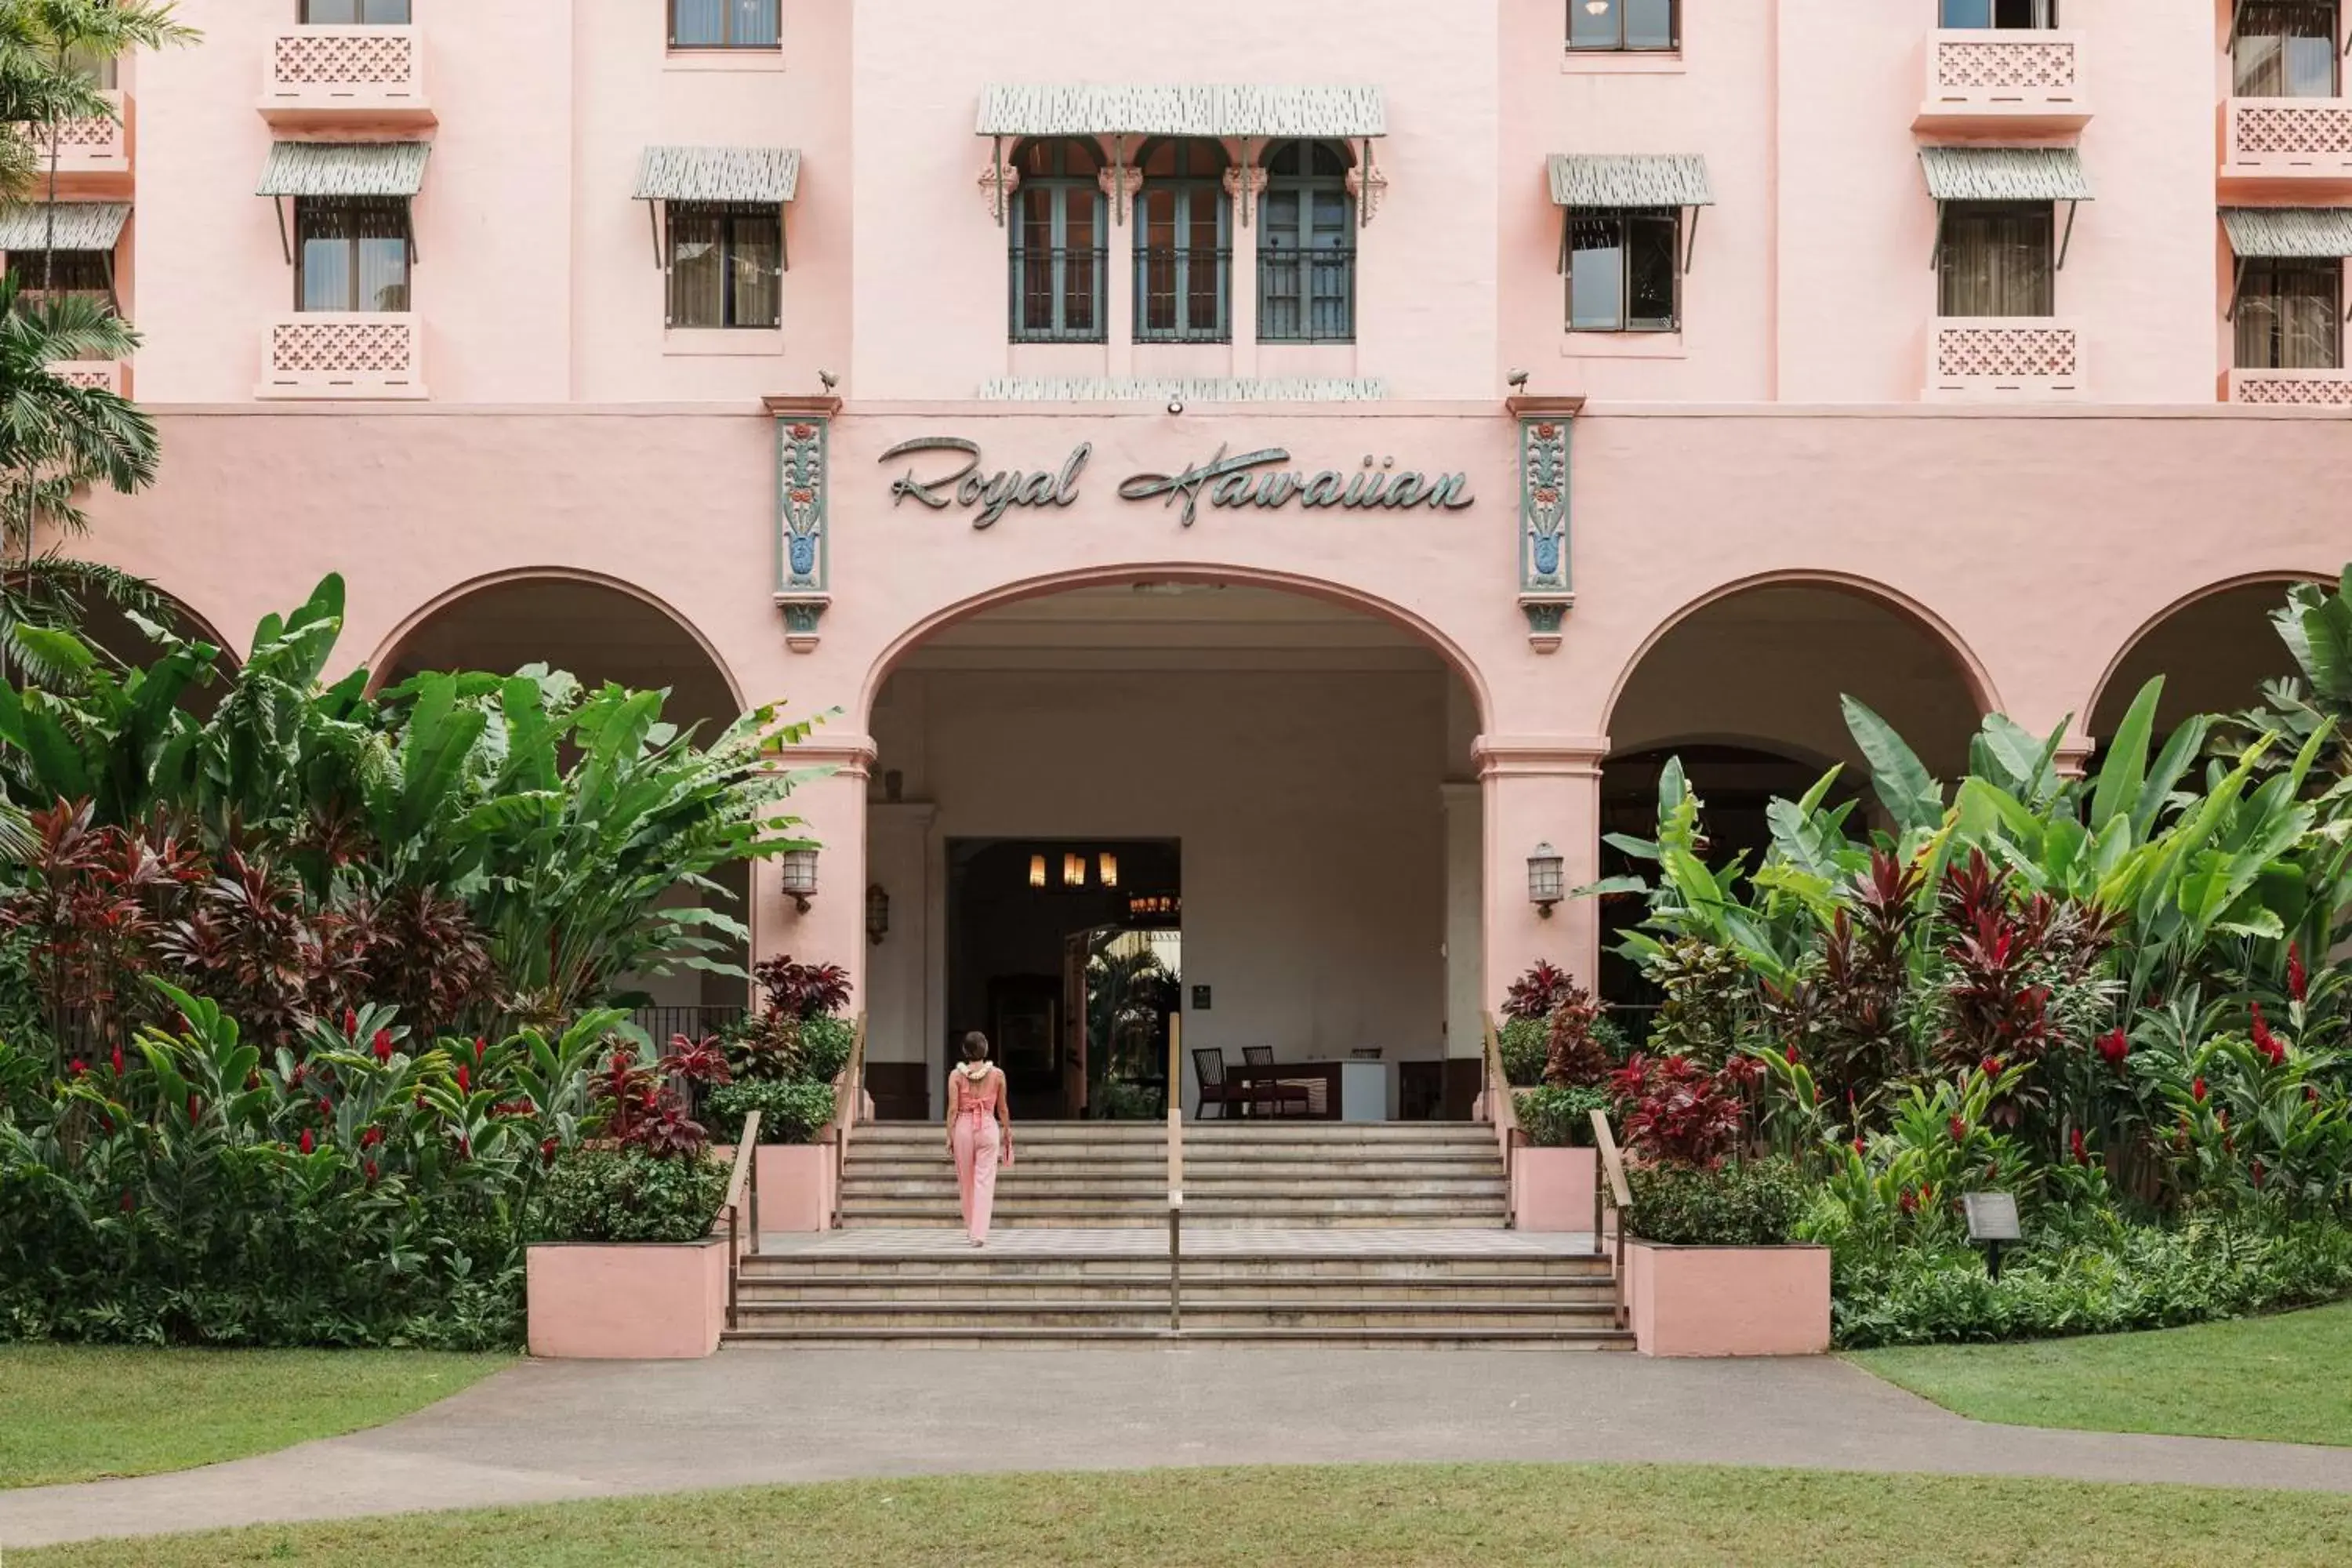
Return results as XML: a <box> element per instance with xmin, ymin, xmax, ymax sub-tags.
<box><xmin>48</xmin><ymin>360</ymin><xmax>124</xmax><ymax>394</ymax></box>
<box><xmin>1518</xmin><ymin>414</ymin><xmax>1573</xmax><ymax>652</ymax></box>
<box><xmin>768</xmin><ymin>401</ymin><xmax>837</xmax><ymax>653</ymax></box>
<box><xmin>271</xmin><ymin>27</ymin><xmax>418</xmax><ymax>88</ymax></box>
<box><xmin>1933</xmin><ymin>37</ymin><xmax>2078</xmax><ymax>90</ymax></box>
<box><xmin>258</xmin><ymin>312</ymin><xmax>424</xmax><ymax>400</ymax></box>
<box><xmin>1926</xmin><ymin>318</ymin><xmax>2084</xmax><ymax>400</ymax></box>
<box><xmin>2229</xmin><ymin>368</ymin><xmax>2352</xmax><ymax>406</ymax></box>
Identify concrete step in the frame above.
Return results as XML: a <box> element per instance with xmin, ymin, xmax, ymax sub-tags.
<box><xmin>732</xmin><ymin>1298</ymin><xmax>1619</xmax><ymax>1330</ymax></box>
<box><xmin>739</xmin><ymin>1254</ymin><xmax>1606</xmax><ymax>1282</ymax></box>
<box><xmin>739</xmin><ymin>1276</ymin><xmax>1617</xmax><ymax>1305</ymax></box>
<box><xmin>847</xmin><ymin>1153</ymin><xmax>1503</xmax><ymax>1174</ymax></box>
<box><xmin>843</xmin><ymin>1179</ymin><xmax>1507</xmax><ymax>1200</ymax></box>
<box><xmin>721</xmin><ymin>1326</ymin><xmax>1633</xmax><ymax>1350</ymax></box>
<box><xmin>834</xmin><ymin>1210</ymin><xmax>1509</xmax><ymax>1230</ymax></box>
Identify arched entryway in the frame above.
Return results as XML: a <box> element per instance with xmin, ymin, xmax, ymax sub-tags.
<box><xmin>373</xmin><ymin>573</ymin><xmax>755</xmax><ymax>1033</ymax></box>
<box><xmin>1599</xmin><ymin>579</ymin><xmax>1990</xmax><ymax>1010</ymax></box>
<box><xmin>2089</xmin><ymin>576</ymin><xmax>2311</xmax><ymax>746</ymax></box>
<box><xmin>861</xmin><ymin>577</ymin><xmax>1486</xmax><ymax>1126</ymax></box>
<box><xmin>77</xmin><ymin>585</ymin><xmax>238</xmax><ymax>720</ymax></box>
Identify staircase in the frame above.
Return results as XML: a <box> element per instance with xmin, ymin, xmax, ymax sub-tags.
<box><xmin>837</xmin><ymin>1121</ymin><xmax>1510</xmax><ymax>1229</ymax></box>
<box><xmin>722</xmin><ymin>1120</ymin><xmax>1632</xmax><ymax>1348</ymax></box>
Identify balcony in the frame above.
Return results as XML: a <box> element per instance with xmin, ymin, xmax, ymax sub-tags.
<box><xmin>257</xmin><ymin>313</ymin><xmax>425</xmax><ymax>400</ymax></box>
<box><xmin>260</xmin><ymin>25</ymin><xmax>432</xmax><ymax>129</ymax></box>
<box><xmin>2222</xmin><ymin>98</ymin><xmax>2352</xmax><ymax>193</ymax></box>
<box><xmin>22</xmin><ymin>90</ymin><xmax>132</xmax><ymax>195</ymax></box>
<box><xmin>1915</xmin><ymin>30</ymin><xmax>2089</xmax><ymax>135</ymax></box>
<box><xmin>48</xmin><ymin>360</ymin><xmax>126</xmax><ymax>395</ymax></box>
<box><xmin>2228</xmin><ymin>367</ymin><xmax>2352</xmax><ymax>407</ymax></box>
<box><xmin>1924</xmin><ymin>317</ymin><xmax>2085</xmax><ymax>400</ymax></box>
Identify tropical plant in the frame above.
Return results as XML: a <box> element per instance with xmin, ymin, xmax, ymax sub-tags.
<box><xmin>1515</xmin><ymin>1082</ymin><xmax>1610</xmax><ymax>1148</ymax></box>
<box><xmin>1624</xmin><ymin>1157</ymin><xmax>1807</xmax><ymax>1247</ymax></box>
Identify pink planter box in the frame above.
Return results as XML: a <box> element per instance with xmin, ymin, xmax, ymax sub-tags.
<box><xmin>709</xmin><ymin>1142</ymin><xmax>838</xmax><ymax>1233</ymax></box>
<box><xmin>526</xmin><ymin>1236</ymin><xmax>728</xmax><ymax>1359</ymax></box>
<box><xmin>1511</xmin><ymin>1145</ymin><xmax>1599</xmax><ymax>1233</ymax></box>
<box><xmin>1624</xmin><ymin>1240</ymin><xmax>1831</xmax><ymax>1358</ymax></box>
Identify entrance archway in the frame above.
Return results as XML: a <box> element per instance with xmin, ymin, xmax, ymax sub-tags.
<box><xmin>78</xmin><ymin>586</ymin><xmax>238</xmax><ymax>720</ymax></box>
<box><xmin>1599</xmin><ymin>579</ymin><xmax>1988</xmax><ymax>1011</ymax></box>
<box><xmin>373</xmin><ymin>573</ymin><xmax>754</xmax><ymax>1033</ymax></box>
<box><xmin>2089</xmin><ymin>576</ymin><xmax>2310</xmax><ymax>744</ymax></box>
<box><xmin>863</xmin><ymin>580</ymin><xmax>1484</xmax><ymax>1124</ymax></box>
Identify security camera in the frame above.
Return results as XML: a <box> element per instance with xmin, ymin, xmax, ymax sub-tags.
<box><xmin>1167</xmin><ymin>396</ymin><xmax>1185</xmax><ymax>416</ymax></box>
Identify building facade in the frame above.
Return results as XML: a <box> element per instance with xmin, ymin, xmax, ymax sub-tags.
<box><xmin>47</xmin><ymin>0</ymin><xmax>2352</xmax><ymax>1117</ymax></box>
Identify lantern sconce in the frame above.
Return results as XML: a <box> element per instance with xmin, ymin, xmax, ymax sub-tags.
<box><xmin>1062</xmin><ymin>851</ymin><xmax>1086</xmax><ymax>889</ymax></box>
<box><xmin>1098</xmin><ymin>851</ymin><xmax>1120</xmax><ymax>889</ymax></box>
<box><xmin>866</xmin><ymin>883</ymin><xmax>891</xmax><ymax>946</ymax></box>
<box><xmin>1527</xmin><ymin>842</ymin><xmax>1565</xmax><ymax>918</ymax></box>
<box><xmin>1029</xmin><ymin>854</ymin><xmax>1047</xmax><ymax>889</ymax></box>
<box><xmin>781</xmin><ymin>848</ymin><xmax>820</xmax><ymax>914</ymax></box>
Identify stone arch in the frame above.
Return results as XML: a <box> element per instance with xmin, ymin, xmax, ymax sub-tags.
<box><xmin>858</xmin><ymin>561</ymin><xmax>1496</xmax><ymax>739</ymax></box>
<box><xmin>2085</xmin><ymin>571</ymin><xmax>2323</xmax><ymax>742</ymax></box>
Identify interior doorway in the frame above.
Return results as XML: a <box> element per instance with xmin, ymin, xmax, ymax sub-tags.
<box><xmin>947</xmin><ymin>838</ymin><xmax>1182</xmax><ymax>1119</ymax></box>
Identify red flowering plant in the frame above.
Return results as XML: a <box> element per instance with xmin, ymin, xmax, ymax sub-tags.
<box><xmin>753</xmin><ymin>956</ymin><xmax>852</xmax><ymax>1022</ymax></box>
<box><xmin>2146</xmin><ymin>1021</ymin><xmax>2351</xmax><ymax>1217</ymax></box>
<box><xmin>1820</xmin><ymin>1062</ymin><xmax>2036</xmax><ymax>1245</ymax></box>
<box><xmin>1610</xmin><ymin>1053</ymin><xmax>1748</xmax><ymax>1168</ymax></box>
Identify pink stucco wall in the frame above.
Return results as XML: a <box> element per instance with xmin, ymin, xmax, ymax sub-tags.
<box><xmin>525</xmin><ymin>1237</ymin><xmax>728</xmax><ymax>1359</ymax></box>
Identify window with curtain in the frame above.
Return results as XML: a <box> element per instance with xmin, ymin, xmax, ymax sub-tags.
<box><xmin>670</xmin><ymin>0</ymin><xmax>781</xmax><ymax>49</ymax></box>
<box><xmin>2235</xmin><ymin>2</ymin><xmax>2339</xmax><ymax>97</ymax></box>
<box><xmin>1135</xmin><ymin>139</ymin><xmax>1230</xmax><ymax>343</ymax></box>
<box><xmin>1939</xmin><ymin>0</ymin><xmax>2057</xmax><ymax>26</ymax></box>
<box><xmin>1566</xmin><ymin>209</ymin><xmax>1679</xmax><ymax>332</ymax></box>
<box><xmin>301</xmin><ymin>0</ymin><xmax>413</xmax><ymax>22</ymax></box>
<box><xmin>2238</xmin><ymin>260</ymin><xmax>2343</xmax><ymax>368</ymax></box>
<box><xmin>64</xmin><ymin>45</ymin><xmax>117</xmax><ymax>89</ymax></box>
<box><xmin>1937</xmin><ymin>201</ymin><xmax>2053</xmax><ymax>317</ymax></box>
<box><xmin>1260</xmin><ymin>139</ymin><xmax>1355</xmax><ymax>343</ymax></box>
<box><xmin>294</xmin><ymin>198</ymin><xmax>410</xmax><ymax>312</ymax></box>
<box><xmin>1010</xmin><ymin>138</ymin><xmax>1106</xmax><ymax>343</ymax></box>
<box><xmin>5</xmin><ymin>249</ymin><xmax>114</xmax><ymax>314</ymax></box>
<box><xmin>667</xmin><ymin>202</ymin><xmax>782</xmax><ymax>329</ymax></box>
<box><xmin>1568</xmin><ymin>0</ymin><xmax>1676</xmax><ymax>51</ymax></box>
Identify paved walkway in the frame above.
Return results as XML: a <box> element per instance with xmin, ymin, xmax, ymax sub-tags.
<box><xmin>6</xmin><ymin>1347</ymin><xmax>2352</xmax><ymax>1548</ymax></box>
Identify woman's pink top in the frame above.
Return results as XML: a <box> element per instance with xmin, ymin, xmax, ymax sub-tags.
<box><xmin>951</xmin><ymin>1067</ymin><xmax>1003</xmax><ymax>1124</ymax></box>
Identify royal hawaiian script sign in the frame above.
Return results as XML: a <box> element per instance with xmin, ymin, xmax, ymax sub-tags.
<box><xmin>880</xmin><ymin>437</ymin><xmax>1476</xmax><ymax>529</ymax></box>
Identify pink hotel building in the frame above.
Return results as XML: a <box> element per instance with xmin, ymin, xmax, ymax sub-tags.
<box><xmin>42</xmin><ymin>0</ymin><xmax>2352</xmax><ymax>1119</ymax></box>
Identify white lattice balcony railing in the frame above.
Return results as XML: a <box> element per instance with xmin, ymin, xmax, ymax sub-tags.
<box><xmin>2224</xmin><ymin>97</ymin><xmax>2352</xmax><ymax>183</ymax></box>
<box><xmin>261</xmin><ymin>25</ymin><xmax>432</xmax><ymax>126</ymax></box>
<box><xmin>2229</xmin><ymin>367</ymin><xmax>2352</xmax><ymax>407</ymax></box>
<box><xmin>20</xmin><ymin>91</ymin><xmax>130</xmax><ymax>186</ymax></box>
<box><xmin>48</xmin><ymin>360</ymin><xmax>125</xmax><ymax>395</ymax></box>
<box><xmin>258</xmin><ymin>312</ymin><xmax>426</xmax><ymax>400</ymax></box>
<box><xmin>1924</xmin><ymin>317</ymin><xmax>2085</xmax><ymax>400</ymax></box>
<box><xmin>1916</xmin><ymin>30</ymin><xmax>2089</xmax><ymax>131</ymax></box>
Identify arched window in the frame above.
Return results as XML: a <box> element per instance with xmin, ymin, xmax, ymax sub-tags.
<box><xmin>1134</xmin><ymin>139</ymin><xmax>1231</xmax><ymax>343</ymax></box>
<box><xmin>1011</xmin><ymin>138</ymin><xmax>1107</xmax><ymax>343</ymax></box>
<box><xmin>1260</xmin><ymin>140</ymin><xmax>1355</xmax><ymax>343</ymax></box>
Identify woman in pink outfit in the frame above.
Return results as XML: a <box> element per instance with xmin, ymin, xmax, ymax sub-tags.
<box><xmin>947</xmin><ymin>1032</ymin><xmax>1013</xmax><ymax>1246</ymax></box>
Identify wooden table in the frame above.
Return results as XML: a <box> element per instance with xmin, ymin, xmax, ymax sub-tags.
<box><xmin>1227</xmin><ymin>1062</ymin><xmax>1341</xmax><ymax>1120</ymax></box>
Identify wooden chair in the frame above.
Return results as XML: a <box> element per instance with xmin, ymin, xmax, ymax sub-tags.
<box><xmin>1242</xmin><ymin>1047</ymin><xmax>1312</xmax><ymax>1118</ymax></box>
<box><xmin>1194</xmin><ymin>1047</ymin><xmax>1243</xmax><ymax>1120</ymax></box>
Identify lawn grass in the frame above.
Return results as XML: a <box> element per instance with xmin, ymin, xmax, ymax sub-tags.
<box><xmin>0</xmin><ymin>1346</ymin><xmax>514</xmax><ymax>1489</ymax></box>
<box><xmin>14</xmin><ymin>1464</ymin><xmax>2352</xmax><ymax>1567</ymax></box>
<box><xmin>1849</xmin><ymin>1300</ymin><xmax>2352</xmax><ymax>1448</ymax></box>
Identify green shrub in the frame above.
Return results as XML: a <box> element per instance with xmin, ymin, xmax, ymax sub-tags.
<box><xmin>533</xmin><ymin>1148</ymin><xmax>729</xmax><ymax>1245</ymax></box>
<box><xmin>1092</xmin><ymin>1079</ymin><xmax>1159</xmax><ymax>1120</ymax></box>
<box><xmin>1498</xmin><ymin>1018</ymin><xmax>1548</xmax><ymax>1087</ymax></box>
<box><xmin>797</xmin><ymin>1014</ymin><xmax>857</xmax><ymax>1084</ymax></box>
<box><xmin>1625</xmin><ymin>1158</ymin><xmax>1807</xmax><ymax>1247</ymax></box>
<box><xmin>705</xmin><ymin>1078</ymin><xmax>836</xmax><ymax>1145</ymax></box>
<box><xmin>1516</xmin><ymin>1083</ymin><xmax>1609</xmax><ymax>1147</ymax></box>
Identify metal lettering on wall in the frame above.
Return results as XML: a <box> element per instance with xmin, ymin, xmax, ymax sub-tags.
<box><xmin>880</xmin><ymin>437</ymin><xmax>1475</xmax><ymax>530</ymax></box>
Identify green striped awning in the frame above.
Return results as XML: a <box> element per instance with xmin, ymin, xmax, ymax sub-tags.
<box><xmin>256</xmin><ymin>141</ymin><xmax>431</xmax><ymax>198</ymax></box>
<box><xmin>634</xmin><ymin>146</ymin><xmax>801</xmax><ymax>204</ymax></box>
<box><xmin>2223</xmin><ymin>207</ymin><xmax>2352</xmax><ymax>258</ymax></box>
<box><xmin>1918</xmin><ymin>146</ymin><xmax>2092</xmax><ymax>202</ymax></box>
<box><xmin>975</xmin><ymin>84</ymin><xmax>1385</xmax><ymax>139</ymax></box>
<box><xmin>1548</xmin><ymin>154</ymin><xmax>1714</xmax><ymax>208</ymax></box>
<box><xmin>0</xmin><ymin>202</ymin><xmax>129</xmax><ymax>251</ymax></box>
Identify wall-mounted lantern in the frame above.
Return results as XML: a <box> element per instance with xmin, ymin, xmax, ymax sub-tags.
<box><xmin>781</xmin><ymin>848</ymin><xmax>820</xmax><ymax>913</ymax></box>
<box><xmin>1528</xmin><ymin>843</ymin><xmax>1565</xmax><ymax>918</ymax></box>
<box><xmin>1029</xmin><ymin>854</ymin><xmax>1047</xmax><ymax>889</ymax></box>
<box><xmin>866</xmin><ymin>883</ymin><xmax>891</xmax><ymax>946</ymax></box>
<box><xmin>1062</xmin><ymin>851</ymin><xmax>1086</xmax><ymax>889</ymax></box>
<box><xmin>1099</xmin><ymin>851</ymin><xmax>1120</xmax><ymax>889</ymax></box>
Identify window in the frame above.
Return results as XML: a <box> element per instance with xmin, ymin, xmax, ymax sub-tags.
<box><xmin>2238</xmin><ymin>260</ymin><xmax>2343</xmax><ymax>368</ymax></box>
<box><xmin>2235</xmin><ymin>2</ymin><xmax>2339</xmax><ymax>97</ymax></box>
<box><xmin>1566</xmin><ymin>209</ymin><xmax>1679</xmax><ymax>332</ymax></box>
<box><xmin>64</xmin><ymin>45</ymin><xmax>117</xmax><ymax>89</ymax></box>
<box><xmin>1260</xmin><ymin>140</ymin><xmax>1355</xmax><ymax>343</ymax></box>
<box><xmin>295</xmin><ymin>198</ymin><xmax>409</xmax><ymax>312</ymax></box>
<box><xmin>301</xmin><ymin>0</ymin><xmax>412</xmax><ymax>21</ymax></box>
<box><xmin>1010</xmin><ymin>138</ymin><xmax>1106</xmax><ymax>343</ymax></box>
<box><xmin>669</xmin><ymin>0</ymin><xmax>780</xmax><ymax>49</ymax></box>
<box><xmin>1135</xmin><ymin>140</ymin><xmax>1230</xmax><ymax>343</ymax></box>
<box><xmin>1939</xmin><ymin>0</ymin><xmax>2056</xmax><ymax>26</ymax></box>
<box><xmin>5</xmin><ymin>249</ymin><xmax>114</xmax><ymax>314</ymax></box>
<box><xmin>1568</xmin><ymin>0</ymin><xmax>1675</xmax><ymax>51</ymax></box>
<box><xmin>1937</xmin><ymin>201</ymin><xmax>2053</xmax><ymax>316</ymax></box>
<box><xmin>667</xmin><ymin>202</ymin><xmax>781</xmax><ymax>328</ymax></box>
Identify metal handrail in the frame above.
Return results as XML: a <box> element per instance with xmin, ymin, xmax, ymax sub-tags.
<box><xmin>721</xmin><ymin>1108</ymin><xmax>764</xmax><ymax>1332</ymax></box>
<box><xmin>1167</xmin><ymin>1011</ymin><xmax>1185</xmax><ymax>1334</ymax></box>
<box><xmin>826</xmin><ymin>1011</ymin><xmax>869</xmax><ymax>1229</ymax></box>
<box><xmin>1480</xmin><ymin>1011</ymin><xmax>1522</xmax><ymax>1227</ymax></box>
<box><xmin>1589</xmin><ymin>1109</ymin><xmax>1632</xmax><ymax>1329</ymax></box>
